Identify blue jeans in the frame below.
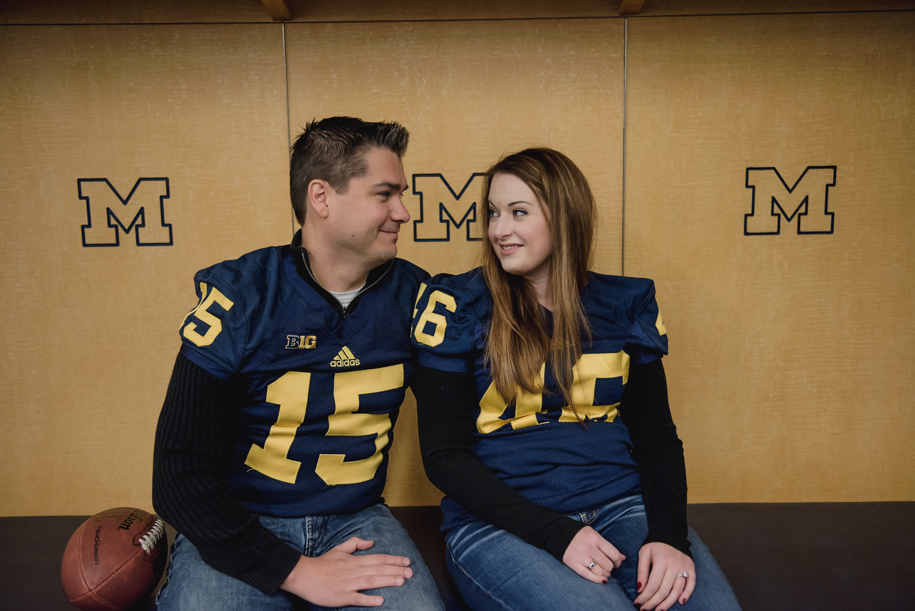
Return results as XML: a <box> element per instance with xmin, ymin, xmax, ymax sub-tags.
<box><xmin>446</xmin><ymin>495</ymin><xmax>740</xmax><ymax>610</ymax></box>
<box><xmin>157</xmin><ymin>504</ymin><xmax>445</xmax><ymax>611</ymax></box>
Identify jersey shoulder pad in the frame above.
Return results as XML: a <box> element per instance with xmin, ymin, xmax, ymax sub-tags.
<box><xmin>385</xmin><ymin>258</ymin><xmax>432</xmax><ymax>318</ymax></box>
<box><xmin>588</xmin><ymin>273</ymin><xmax>668</xmax><ymax>361</ymax></box>
<box><xmin>394</xmin><ymin>257</ymin><xmax>432</xmax><ymax>286</ymax></box>
<box><xmin>178</xmin><ymin>246</ymin><xmax>287</xmax><ymax>377</ymax></box>
<box><xmin>411</xmin><ymin>268</ymin><xmax>490</xmax><ymax>372</ymax></box>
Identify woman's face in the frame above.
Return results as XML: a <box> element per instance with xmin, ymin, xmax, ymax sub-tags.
<box><xmin>487</xmin><ymin>173</ymin><xmax>553</xmax><ymax>286</ymax></box>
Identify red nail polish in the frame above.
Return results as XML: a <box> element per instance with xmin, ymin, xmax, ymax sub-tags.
<box><xmin>637</xmin><ymin>581</ymin><xmax>642</xmax><ymax>590</ymax></box>
<box><xmin>602</xmin><ymin>579</ymin><xmax>608</xmax><ymax>584</ymax></box>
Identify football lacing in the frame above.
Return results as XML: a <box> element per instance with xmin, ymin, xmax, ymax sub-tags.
<box><xmin>139</xmin><ymin>518</ymin><xmax>165</xmax><ymax>553</ymax></box>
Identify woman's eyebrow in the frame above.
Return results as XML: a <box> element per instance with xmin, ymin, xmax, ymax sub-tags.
<box><xmin>489</xmin><ymin>200</ymin><xmax>532</xmax><ymax>207</ymax></box>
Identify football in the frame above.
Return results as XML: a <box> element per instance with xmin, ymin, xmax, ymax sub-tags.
<box><xmin>60</xmin><ymin>507</ymin><xmax>168</xmax><ymax>611</ymax></box>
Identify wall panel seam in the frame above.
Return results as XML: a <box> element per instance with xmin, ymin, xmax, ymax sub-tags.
<box><xmin>282</xmin><ymin>22</ymin><xmax>296</xmax><ymax>236</ymax></box>
<box><xmin>621</xmin><ymin>18</ymin><xmax>628</xmax><ymax>278</ymax></box>
<box><xmin>1</xmin><ymin>10</ymin><xmax>912</xmax><ymax>26</ymax></box>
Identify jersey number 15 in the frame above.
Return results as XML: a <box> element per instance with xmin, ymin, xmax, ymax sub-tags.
<box><xmin>245</xmin><ymin>366</ymin><xmax>403</xmax><ymax>487</ymax></box>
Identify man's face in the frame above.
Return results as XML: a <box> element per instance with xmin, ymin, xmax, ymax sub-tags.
<box><xmin>324</xmin><ymin>147</ymin><xmax>410</xmax><ymax>267</ymax></box>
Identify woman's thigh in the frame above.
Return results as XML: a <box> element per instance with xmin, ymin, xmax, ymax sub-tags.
<box><xmin>446</xmin><ymin>496</ymin><xmax>740</xmax><ymax>611</ymax></box>
<box><xmin>445</xmin><ymin>520</ymin><xmax>634</xmax><ymax>611</ymax></box>
<box><xmin>584</xmin><ymin>496</ymin><xmax>741</xmax><ymax>610</ymax></box>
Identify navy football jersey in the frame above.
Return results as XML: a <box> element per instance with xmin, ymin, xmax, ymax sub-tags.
<box><xmin>178</xmin><ymin>245</ymin><xmax>428</xmax><ymax>518</ymax></box>
<box><xmin>411</xmin><ymin>268</ymin><xmax>668</xmax><ymax>530</ymax></box>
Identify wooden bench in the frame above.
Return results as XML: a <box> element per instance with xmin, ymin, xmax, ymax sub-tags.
<box><xmin>2</xmin><ymin>503</ymin><xmax>911</xmax><ymax>610</ymax></box>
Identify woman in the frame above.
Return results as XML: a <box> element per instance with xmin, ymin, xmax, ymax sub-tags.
<box><xmin>411</xmin><ymin>148</ymin><xmax>740</xmax><ymax>611</ymax></box>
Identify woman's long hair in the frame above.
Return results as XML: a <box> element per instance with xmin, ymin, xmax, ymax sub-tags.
<box><xmin>481</xmin><ymin>148</ymin><xmax>596</xmax><ymax>417</ymax></box>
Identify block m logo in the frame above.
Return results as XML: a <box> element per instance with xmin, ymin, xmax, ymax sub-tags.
<box><xmin>79</xmin><ymin>178</ymin><xmax>173</xmax><ymax>247</ymax></box>
<box><xmin>744</xmin><ymin>167</ymin><xmax>836</xmax><ymax>235</ymax></box>
<box><xmin>412</xmin><ymin>173</ymin><xmax>485</xmax><ymax>242</ymax></box>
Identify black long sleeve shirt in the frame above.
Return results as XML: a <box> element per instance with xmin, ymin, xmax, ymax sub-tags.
<box><xmin>414</xmin><ymin>357</ymin><xmax>691</xmax><ymax>561</ymax></box>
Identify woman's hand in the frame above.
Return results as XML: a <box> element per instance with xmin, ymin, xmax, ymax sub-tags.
<box><xmin>633</xmin><ymin>542</ymin><xmax>695</xmax><ymax>610</ymax></box>
<box><xmin>562</xmin><ymin>526</ymin><xmax>626</xmax><ymax>584</ymax></box>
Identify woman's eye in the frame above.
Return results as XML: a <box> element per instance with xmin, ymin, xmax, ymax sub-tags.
<box><xmin>513</xmin><ymin>209</ymin><xmax>527</xmax><ymax>217</ymax></box>
<box><xmin>488</xmin><ymin>208</ymin><xmax>498</xmax><ymax>217</ymax></box>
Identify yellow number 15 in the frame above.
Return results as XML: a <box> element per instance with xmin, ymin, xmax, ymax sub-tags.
<box><xmin>244</xmin><ymin>365</ymin><xmax>403</xmax><ymax>486</ymax></box>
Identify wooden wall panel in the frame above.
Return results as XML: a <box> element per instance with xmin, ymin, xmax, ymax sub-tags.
<box><xmin>282</xmin><ymin>0</ymin><xmax>617</xmax><ymax>21</ymax></box>
<box><xmin>0</xmin><ymin>25</ymin><xmax>290</xmax><ymax>515</ymax></box>
<box><xmin>3</xmin><ymin>0</ymin><xmax>912</xmax><ymax>24</ymax></box>
<box><xmin>625</xmin><ymin>12</ymin><xmax>915</xmax><ymax>502</ymax></box>
<box><xmin>284</xmin><ymin>19</ymin><xmax>625</xmax><ymax>505</ymax></box>
<box><xmin>0</xmin><ymin>0</ymin><xmax>273</xmax><ymax>24</ymax></box>
<box><xmin>635</xmin><ymin>0</ymin><xmax>914</xmax><ymax>16</ymax></box>
<box><xmin>2</xmin><ymin>5</ymin><xmax>910</xmax><ymax>516</ymax></box>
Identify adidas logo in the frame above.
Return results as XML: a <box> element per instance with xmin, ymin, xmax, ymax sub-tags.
<box><xmin>330</xmin><ymin>346</ymin><xmax>360</xmax><ymax>368</ymax></box>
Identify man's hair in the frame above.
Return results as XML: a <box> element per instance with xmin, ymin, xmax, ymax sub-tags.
<box><xmin>289</xmin><ymin>117</ymin><xmax>410</xmax><ymax>224</ymax></box>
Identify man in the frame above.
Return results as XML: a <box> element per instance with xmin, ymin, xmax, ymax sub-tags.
<box><xmin>153</xmin><ymin>117</ymin><xmax>444</xmax><ymax>610</ymax></box>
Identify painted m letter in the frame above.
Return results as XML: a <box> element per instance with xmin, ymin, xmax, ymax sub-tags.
<box><xmin>79</xmin><ymin>178</ymin><xmax>173</xmax><ymax>246</ymax></box>
<box><xmin>744</xmin><ymin>167</ymin><xmax>836</xmax><ymax>235</ymax></box>
<box><xmin>412</xmin><ymin>174</ymin><xmax>485</xmax><ymax>242</ymax></box>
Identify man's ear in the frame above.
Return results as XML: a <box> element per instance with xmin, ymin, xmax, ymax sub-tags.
<box><xmin>307</xmin><ymin>179</ymin><xmax>332</xmax><ymax>219</ymax></box>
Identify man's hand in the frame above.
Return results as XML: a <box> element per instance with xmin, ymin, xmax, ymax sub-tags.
<box><xmin>280</xmin><ymin>537</ymin><xmax>413</xmax><ymax>607</ymax></box>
